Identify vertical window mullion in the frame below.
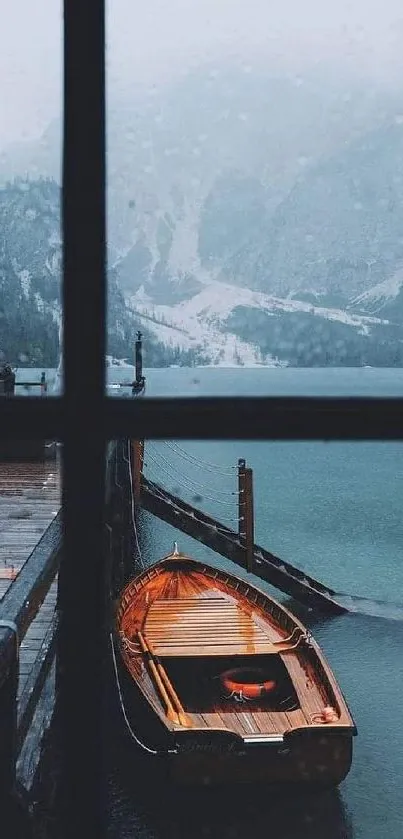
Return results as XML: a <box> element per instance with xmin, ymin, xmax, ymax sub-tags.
<box><xmin>58</xmin><ymin>1</ymin><xmax>106</xmax><ymax>836</ymax></box>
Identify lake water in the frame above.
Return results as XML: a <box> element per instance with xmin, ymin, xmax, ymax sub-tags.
<box><xmin>19</xmin><ymin>366</ymin><xmax>403</xmax><ymax>836</ymax></box>
<box><xmin>102</xmin><ymin>367</ymin><xmax>403</xmax><ymax>838</ymax></box>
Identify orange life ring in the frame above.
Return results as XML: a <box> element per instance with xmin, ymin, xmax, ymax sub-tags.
<box><xmin>220</xmin><ymin>667</ymin><xmax>277</xmax><ymax>700</ymax></box>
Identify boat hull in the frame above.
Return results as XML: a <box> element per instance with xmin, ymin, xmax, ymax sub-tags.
<box><xmin>168</xmin><ymin>733</ymin><xmax>353</xmax><ymax>787</ymax></box>
<box><xmin>113</xmin><ymin>633</ymin><xmax>353</xmax><ymax>787</ymax></box>
<box><xmin>113</xmin><ymin>552</ymin><xmax>356</xmax><ymax>787</ymax></box>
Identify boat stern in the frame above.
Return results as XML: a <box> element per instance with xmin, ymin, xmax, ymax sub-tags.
<box><xmin>168</xmin><ymin>726</ymin><xmax>354</xmax><ymax>787</ymax></box>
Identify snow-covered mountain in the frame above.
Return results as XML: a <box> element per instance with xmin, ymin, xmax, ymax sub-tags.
<box><xmin>127</xmin><ymin>277</ymin><xmax>399</xmax><ymax>368</ymax></box>
<box><xmin>3</xmin><ymin>61</ymin><xmax>403</xmax><ymax>366</ymax></box>
<box><xmin>0</xmin><ymin>177</ymin><xmax>205</xmax><ymax>367</ymax></box>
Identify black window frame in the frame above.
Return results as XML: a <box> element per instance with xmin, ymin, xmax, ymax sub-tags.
<box><xmin>1</xmin><ymin>2</ymin><xmax>402</xmax><ymax>834</ymax></box>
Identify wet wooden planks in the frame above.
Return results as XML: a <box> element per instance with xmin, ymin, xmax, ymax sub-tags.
<box><xmin>0</xmin><ymin>461</ymin><xmax>61</xmax><ymax>702</ymax></box>
<box><xmin>144</xmin><ymin>596</ymin><xmax>278</xmax><ymax>657</ymax></box>
<box><xmin>18</xmin><ymin>581</ymin><xmax>58</xmax><ymax>698</ymax></box>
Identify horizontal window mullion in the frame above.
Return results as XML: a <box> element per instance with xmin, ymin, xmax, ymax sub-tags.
<box><xmin>0</xmin><ymin>396</ymin><xmax>403</xmax><ymax>440</ymax></box>
<box><xmin>106</xmin><ymin>396</ymin><xmax>403</xmax><ymax>440</ymax></box>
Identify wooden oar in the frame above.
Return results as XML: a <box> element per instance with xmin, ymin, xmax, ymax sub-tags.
<box><xmin>137</xmin><ymin>630</ymin><xmax>178</xmax><ymax>724</ymax></box>
<box><xmin>144</xmin><ymin>634</ymin><xmax>191</xmax><ymax>728</ymax></box>
<box><xmin>137</xmin><ymin>631</ymin><xmax>190</xmax><ymax>727</ymax></box>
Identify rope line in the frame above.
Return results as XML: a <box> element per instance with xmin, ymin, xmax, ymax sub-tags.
<box><xmin>148</xmin><ymin>443</ymin><xmax>238</xmax><ymax>499</ymax></box>
<box><xmin>145</xmin><ymin>447</ymin><xmax>236</xmax><ymax>509</ymax></box>
<box><xmin>144</xmin><ymin>477</ymin><xmax>238</xmax><ymax>536</ymax></box>
<box><xmin>146</xmin><ymin>449</ymin><xmax>230</xmax><ymax>505</ymax></box>
<box><xmin>164</xmin><ymin>440</ymin><xmax>236</xmax><ymax>475</ymax></box>
<box><xmin>110</xmin><ymin>632</ymin><xmax>176</xmax><ymax>755</ymax></box>
<box><xmin>148</xmin><ymin>443</ymin><xmax>239</xmax><ymax>498</ymax></box>
<box><xmin>161</xmin><ymin>447</ymin><xmax>240</xmax><ymax>493</ymax></box>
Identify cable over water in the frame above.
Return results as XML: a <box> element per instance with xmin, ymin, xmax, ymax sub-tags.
<box><xmin>148</xmin><ymin>442</ymin><xmax>239</xmax><ymax>498</ymax></box>
<box><xmin>163</xmin><ymin>440</ymin><xmax>236</xmax><ymax>476</ymax></box>
<box><xmin>145</xmin><ymin>443</ymin><xmax>238</xmax><ymax>509</ymax></box>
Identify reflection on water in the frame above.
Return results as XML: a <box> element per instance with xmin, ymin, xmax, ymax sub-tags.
<box><xmin>104</xmin><ymin>602</ymin><xmax>403</xmax><ymax>839</ymax></box>
<box><xmin>103</xmin><ymin>663</ymin><xmax>352</xmax><ymax>839</ymax></box>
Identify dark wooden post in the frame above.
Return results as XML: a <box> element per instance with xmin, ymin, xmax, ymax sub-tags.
<box><xmin>132</xmin><ymin>331</ymin><xmax>145</xmax><ymax>395</ymax></box>
<box><xmin>57</xmin><ymin>0</ymin><xmax>107</xmax><ymax>833</ymax></box>
<box><xmin>0</xmin><ymin>365</ymin><xmax>16</xmax><ymax>396</ymax></box>
<box><xmin>0</xmin><ymin>625</ymin><xmax>32</xmax><ymax>836</ymax></box>
<box><xmin>0</xmin><ymin>625</ymin><xmax>18</xmax><ymax>800</ymax></box>
<box><xmin>40</xmin><ymin>372</ymin><xmax>47</xmax><ymax>396</ymax></box>
<box><xmin>238</xmin><ymin>458</ymin><xmax>246</xmax><ymax>561</ymax></box>
<box><xmin>238</xmin><ymin>458</ymin><xmax>254</xmax><ymax>573</ymax></box>
<box><xmin>244</xmin><ymin>467</ymin><xmax>254</xmax><ymax>573</ymax></box>
<box><xmin>135</xmin><ymin>331</ymin><xmax>142</xmax><ymax>384</ymax></box>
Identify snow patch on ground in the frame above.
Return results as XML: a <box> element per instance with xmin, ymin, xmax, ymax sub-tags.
<box><xmin>127</xmin><ymin>279</ymin><xmax>388</xmax><ymax>366</ymax></box>
<box><xmin>168</xmin><ymin>201</ymin><xmax>202</xmax><ymax>277</ymax></box>
<box><xmin>106</xmin><ymin>354</ymin><xmax>131</xmax><ymax>367</ymax></box>
<box><xmin>351</xmin><ymin>268</ymin><xmax>403</xmax><ymax>313</ymax></box>
<box><xmin>18</xmin><ymin>269</ymin><xmax>31</xmax><ymax>298</ymax></box>
<box><xmin>128</xmin><ymin>283</ymin><xmax>274</xmax><ymax>366</ymax></box>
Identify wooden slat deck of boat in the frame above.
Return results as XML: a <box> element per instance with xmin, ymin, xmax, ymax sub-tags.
<box><xmin>0</xmin><ymin>461</ymin><xmax>61</xmax><ymax>696</ymax></box>
<box><xmin>145</xmin><ymin>597</ymin><xmax>295</xmax><ymax>656</ymax></box>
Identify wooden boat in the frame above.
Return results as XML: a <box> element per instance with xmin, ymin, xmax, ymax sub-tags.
<box><xmin>112</xmin><ymin>547</ymin><xmax>356</xmax><ymax>786</ymax></box>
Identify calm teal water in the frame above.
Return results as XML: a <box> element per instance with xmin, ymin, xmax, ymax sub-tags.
<box><xmin>21</xmin><ymin>366</ymin><xmax>403</xmax><ymax>836</ymax></box>
<box><xmin>103</xmin><ymin>368</ymin><xmax>403</xmax><ymax>839</ymax></box>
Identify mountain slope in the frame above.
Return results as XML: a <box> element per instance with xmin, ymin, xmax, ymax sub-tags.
<box><xmin>127</xmin><ymin>278</ymin><xmax>403</xmax><ymax>368</ymax></box>
<box><xmin>0</xmin><ymin>178</ymin><xmax>205</xmax><ymax>367</ymax></box>
<box><xmin>223</xmin><ymin>121</ymin><xmax>403</xmax><ymax>299</ymax></box>
<box><xmin>0</xmin><ymin>177</ymin><xmax>60</xmax><ymax>365</ymax></box>
<box><xmin>2</xmin><ymin>63</ymin><xmax>403</xmax><ymax>365</ymax></box>
<box><xmin>0</xmin><ymin>63</ymin><xmax>398</xmax><ymax>281</ymax></box>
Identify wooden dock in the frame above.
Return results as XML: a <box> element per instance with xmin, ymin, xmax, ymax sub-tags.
<box><xmin>0</xmin><ymin>460</ymin><xmax>60</xmax><ymax>597</ymax></box>
<box><xmin>0</xmin><ymin>459</ymin><xmax>61</xmax><ymax>788</ymax></box>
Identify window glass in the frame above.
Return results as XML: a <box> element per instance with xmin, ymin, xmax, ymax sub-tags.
<box><xmin>0</xmin><ymin>1</ymin><xmax>62</xmax><ymax>395</ymax></box>
<box><xmin>105</xmin><ymin>434</ymin><xmax>403</xmax><ymax>838</ymax></box>
<box><xmin>107</xmin><ymin>0</ymin><xmax>403</xmax><ymax>397</ymax></box>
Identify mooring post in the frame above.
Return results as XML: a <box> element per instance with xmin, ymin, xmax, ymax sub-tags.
<box><xmin>238</xmin><ymin>458</ymin><xmax>246</xmax><ymax>542</ymax></box>
<box><xmin>244</xmin><ymin>467</ymin><xmax>254</xmax><ymax>573</ymax></box>
<box><xmin>238</xmin><ymin>458</ymin><xmax>254</xmax><ymax>572</ymax></box>
<box><xmin>135</xmin><ymin>331</ymin><xmax>142</xmax><ymax>383</ymax></box>
<box><xmin>132</xmin><ymin>331</ymin><xmax>145</xmax><ymax>395</ymax></box>
<box><xmin>0</xmin><ymin>625</ymin><xmax>18</xmax><ymax>801</ymax></box>
<box><xmin>0</xmin><ymin>624</ymin><xmax>31</xmax><ymax>837</ymax></box>
<box><xmin>0</xmin><ymin>364</ymin><xmax>16</xmax><ymax>396</ymax></box>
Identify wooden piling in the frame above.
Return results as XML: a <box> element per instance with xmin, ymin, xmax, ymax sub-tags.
<box><xmin>244</xmin><ymin>467</ymin><xmax>254</xmax><ymax>573</ymax></box>
<box><xmin>132</xmin><ymin>332</ymin><xmax>145</xmax><ymax>395</ymax></box>
<box><xmin>238</xmin><ymin>458</ymin><xmax>246</xmax><ymax>544</ymax></box>
<box><xmin>238</xmin><ymin>459</ymin><xmax>254</xmax><ymax>572</ymax></box>
<box><xmin>135</xmin><ymin>332</ymin><xmax>143</xmax><ymax>385</ymax></box>
<box><xmin>0</xmin><ymin>624</ymin><xmax>18</xmax><ymax>799</ymax></box>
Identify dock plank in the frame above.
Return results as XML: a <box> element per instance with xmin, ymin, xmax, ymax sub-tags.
<box><xmin>0</xmin><ymin>460</ymin><xmax>61</xmax><ymax>733</ymax></box>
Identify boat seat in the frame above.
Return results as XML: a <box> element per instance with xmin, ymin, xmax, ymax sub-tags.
<box><xmin>144</xmin><ymin>597</ymin><xmax>293</xmax><ymax>657</ymax></box>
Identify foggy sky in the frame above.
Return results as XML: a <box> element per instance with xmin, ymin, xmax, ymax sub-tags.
<box><xmin>1</xmin><ymin>0</ymin><xmax>403</xmax><ymax>150</ymax></box>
